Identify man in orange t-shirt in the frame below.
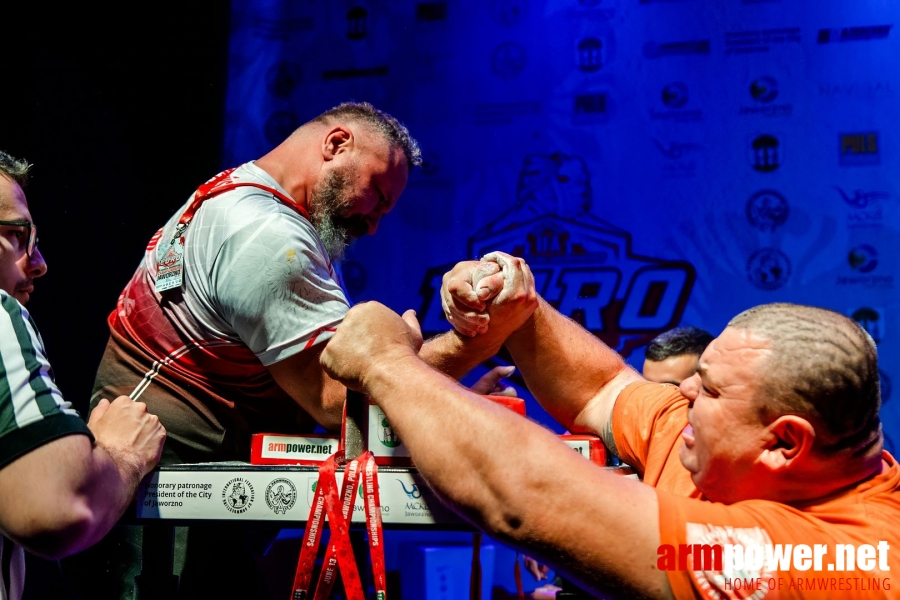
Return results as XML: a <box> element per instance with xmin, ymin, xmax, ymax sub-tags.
<box><xmin>318</xmin><ymin>251</ymin><xmax>899</xmax><ymax>599</ymax></box>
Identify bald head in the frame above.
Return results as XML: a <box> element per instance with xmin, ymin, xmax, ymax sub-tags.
<box><xmin>728</xmin><ymin>303</ymin><xmax>881</xmax><ymax>454</ymax></box>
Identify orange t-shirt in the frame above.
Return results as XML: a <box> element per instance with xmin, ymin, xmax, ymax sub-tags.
<box><xmin>613</xmin><ymin>381</ymin><xmax>900</xmax><ymax>599</ymax></box>
<box><xmin>612</xmin><ymin>381</ymin><xmax>700</xmax><ymax>498</ymax></box>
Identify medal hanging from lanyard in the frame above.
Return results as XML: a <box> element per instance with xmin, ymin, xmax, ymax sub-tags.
<box><xmin>154</xmin><ymin>168</ymin><xmax>310</xmax><ymax>294</ymax></box>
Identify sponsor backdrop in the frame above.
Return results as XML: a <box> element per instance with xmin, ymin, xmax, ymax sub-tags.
<box><xmin>222</xmin><ymin>0</ymin><xmax>898</xmax><ymax>593</ymax></box>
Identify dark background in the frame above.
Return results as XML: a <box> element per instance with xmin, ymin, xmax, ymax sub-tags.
<box><xmin>2</xmin><ymin>3</ymin><xmax>231</xmax><ymax>416</ymax></box>
<box><xmin>3</xmin><ymin>4</ymin><xmax>232</xmax><ymax>597</ymax></box>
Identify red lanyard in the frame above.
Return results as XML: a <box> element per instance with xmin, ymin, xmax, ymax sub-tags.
<box><xmin>172</xmin><ymin>167</ymin><xmax>310</xmax><ymax>243</ymax></box>
<box><xmin>290</xmin><ymin>451</ymin><xmax>386</xmax><ymax>600</ymax></box>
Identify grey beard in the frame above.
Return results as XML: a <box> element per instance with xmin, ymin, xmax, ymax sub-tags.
<box><xmin>310</xmin><ymin>168</ymin><xmax>353</xmax><ymax>262</ymax></box>
<box><xmin>313</xmin><ymin>214</ymin><xmax>350</xmax><ymax>263</ymax></box>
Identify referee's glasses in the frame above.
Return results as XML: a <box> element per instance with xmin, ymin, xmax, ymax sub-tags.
<box><xmin>0</xmin><ymin>221</ymin><xmax>38</xmax><ymax>258</ymax></box>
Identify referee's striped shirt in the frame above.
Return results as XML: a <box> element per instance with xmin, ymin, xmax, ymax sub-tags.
<box><xmin>0</xmin><ymin>290</ymin><xmax>92</xmax><ymax>600</ymax></box>
<box><xmin>0</xmin><ymin>290</ymin><xmax>92</xmax><ymax>468</ymax></box>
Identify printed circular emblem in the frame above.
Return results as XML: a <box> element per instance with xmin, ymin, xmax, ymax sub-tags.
<box><xmin>491</xmin><ymin>42</ymin><xmax>527</xmax><ymax>78</ymax></box>
<box><xmin>661</xmin><ymin>82</ymin><xmax>688</xmax><ymax>108</ymax></box>
<box><xmin>848</xmin><ymin>244</ymin><xmax>878</xmax><ymax>273</ymax></box>
<box><xmin>222</xmin><ymin>478</ymin><xmax>255</xmax><ymax>514</ymax></box>
<box><xmin>749</xmin><ymin>76</ymin><xmax>778</xmax><ymax>103</ymax></box>
<box><xmin>746</xmin><ymin>248</ymin><xmax>791</xmax><ymax>290</ymax></box>
<box><xmin>746</xmin><ymin>190</ymin><xmax>789</xmax><ymax>231</ymax></box>
<box><xmin>265</xmin><ymin>62</ymin><xmax>302</xmax><ymax>98</ymax></box>
<box><xmin>490</xmin><ymin>0</ymin><xmax>526</xmax><ymax>27</ymax></box>
<box><xmin>265</xmin><ymin>478</ymin><xmax>297</xmax><ymax>515</ymax></box>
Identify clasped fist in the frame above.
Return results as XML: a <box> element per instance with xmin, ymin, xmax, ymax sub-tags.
<box><xmin>440</xmin><ymin>251</ymin><xmax>538</xmax><ymax>340</ymax></box>
<box><xmin>321</xmin><ymin>302</ymin><xmax>424</xmax><ymax>390</ymax></box>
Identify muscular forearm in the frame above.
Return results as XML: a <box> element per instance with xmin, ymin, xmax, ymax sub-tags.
<box><xmin>361</xmin><ymin>354</ymin><xmax>671</xmax><ymax>599</ymax></box>
<box><xmin>0</xmin><ymin>435</ymin><xmax>143</xmax><ymax>559</ymax></box>
<box><xmin>419</xmin><ymin>328</ymin><xmax>503</xmax><ymax>380</ymax></box>
<box><xmin>503</xmin><ymin>297</ymin><xmax>637</xmax><ymax>431</ymax></box>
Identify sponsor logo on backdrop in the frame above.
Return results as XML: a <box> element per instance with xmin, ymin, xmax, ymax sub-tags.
<box><xmin>346</xmin><ymin>6</ymin><xmax>367</xmax><ymax>40</ymax></box>
<box><xmin>417</xmin><ymin>2</ymin><xmax>447</xmax><ymax>21</ymax></box>
<box><xmin>837</xmin><ymin>244</ymin><xmax>893</xmax><ymax>288</ymax></box>
<box><xmin>835</xmin><ymin>186</ymin><xmax>890</xmax><ymax>209</ymax></box>
<box><xmin>577</xmin><ymin>37</ymin><xmax>605</xmax><ymax>72</ymax></box>
<box><xmin>418</xmin><ymin>153</ymin><xmax>695</xmax><ymax>357</ymax></box>
<box><xmin>839</xmin><ymin>133</ymin><xmax>880</xmax><ymax>166</ymax></box>
<box><xmin>750</xmin><ymin>134</ymin><xmax>781</xmax><ymax>172</ymax></box>
<box><xmin>746</xmin><ymin>248</ymin><xmax>791</xmax><ymax>290</ymax></box>
<box><xmin>750</xmin><ymin>76</ymin><xmax>778</xmax><ymax>103</ymax></box>
<box><xmin>264</xmin><ymin>111</ymin><xmax>299</xmax><ymax>146</ymax></box>
<box><xmin>740</xmin><ymin>76</ymin><xmax>792</xmax><ymax>117</ymax></box>
<box><xmin>653</xmin><ymin>140</ymin><xmax>702</xmax><ymax>179</ymax></box>
<box><xmin>643</xmin><ymin>39</ymin><xmax>710</xmax><ymax>58</ymax></box>
<box><xmin>491</xmin><ymin>0</ymin><xmax>526</xmax><ymax>26</ymax></box>
<box><xmin>491</xmin><ymin>42</ymin><xmax>528</xmax><ymax>78</ymax></box>
<box><xmin>222</xmin><ymin>478</ymin><xmax>255</xmax><ymax>514</ymax></box>
<box><xmin>818</xmin><ymin>25</ymin><xmax>892</xmax><ymax>44</ymax></box>
<box><xmin>265</xmin><ymin>478</ymin><xmax>297</xmax><ymax>514</ymax></box>
<box><xmin>265</xmin><ymin>62</ymin><xmax>302</xmax><ymax>98</ymax></box>
<box><xmin>661</xmin><ymin>82</ymin><xmax>688</xmax><ymax>108</ymax></box>
<box><xmin>850</xmin><ymin>307</ymin><xmax>883</xmax><ymax>344</ymax></box>
<box><xmin>848</xmin><ymin>244</ymin><xmax>879</xmax><ymax>273</ymax></box>
<box><xmin>819</xmin><ymin>80</ymin><xmax>893</xmax><ymax>98</ymax></box>
<box><xmin>574</xmin><ymin>93</ymin><xmax>613</xmax><ymax>123</ymax></box>
<box><xmin>836</xmin><ymin>186</ymin><xmax>890</xmax><ymax>230</ymax></box>
<box><xmin>725</xmin><ymin>28</ymin><xmax>801</xmax><ymax>54</ymax></box>
<box><xmin>650</xmin><ymin>83</ymin><xmax>701</xmax><ymax>122</ymax></box>
<box><xmin>250</xmin><ymin>16</ymin><xmax>314</xmax><ymax>40</ymax></box>
<box><xmin>746</xmin><ymin>190</ymin><xmax>789</xmax><ymax>232</ymax></box>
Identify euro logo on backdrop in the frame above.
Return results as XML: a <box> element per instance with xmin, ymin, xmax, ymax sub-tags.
<box><xmin>418</xmin><ymin>153</ymin><xmax>695</xmax><ymax>358</ymax></box>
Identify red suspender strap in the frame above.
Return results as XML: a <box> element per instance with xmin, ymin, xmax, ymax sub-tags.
<box><xmin>174</xmin><ymin>167</ymin><xmax>310</xmax><ymax>242</ymax></box>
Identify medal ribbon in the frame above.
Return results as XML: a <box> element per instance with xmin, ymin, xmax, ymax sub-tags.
<box><xmin>290</xmin><ymin>451</ymin><xmax>384</xmax><ymax>600</ymax></box>
<box><xmin>363</xmin><ymin>453</ymin><xmax>387</xmax><ymax>599</ymax></box>
<box><xmin>313</xmin><ymin>454</ymin><xmax>363</xmax><ymax>600</ymax></box>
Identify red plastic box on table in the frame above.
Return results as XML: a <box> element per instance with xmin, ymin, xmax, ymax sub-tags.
<box><xmin>558</xmin><ymin>434</ymin><xmax>608</xmax><ymax>466</ymax></box>
<box><xmin>249</xmin><ymin>432</ymin><xmax>341</xmax><ymax>465</ymax></box>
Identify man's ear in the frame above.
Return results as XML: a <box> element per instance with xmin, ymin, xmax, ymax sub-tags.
<box><xmin>322</xmin><ymin>126</ymin><xmax>353</xmax><ymax>161</ymax></box>
<box><xmin>759</xmin><ymin>415</ymin><xmax>816</xmax><ymax>471</ymax></box>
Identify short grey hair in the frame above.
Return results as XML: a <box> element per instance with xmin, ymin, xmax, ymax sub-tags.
<box><xmin>728</xmin><ymin>303</ymin><xmax>881</xmax><ymax>454</ymax></box>
<box><xmin>313</xmin><ymin>101</ymin><xmax>422</xmax><ymax>169</ymax></box>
